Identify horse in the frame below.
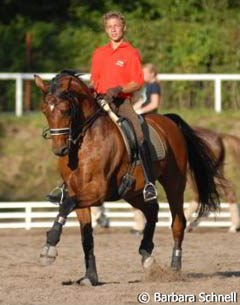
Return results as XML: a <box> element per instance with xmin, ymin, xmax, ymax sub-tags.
<box><xmin>185</xmin><ymin>127</ymin><xmax>240</xmax><ymax>232</ymax></box>
<box><xmin>34</xmin><ymin>70</ymin><xmax>221</xmax><ymax>285</ymax></box>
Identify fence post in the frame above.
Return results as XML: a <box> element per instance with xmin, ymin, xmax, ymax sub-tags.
<box><xmin>16</xmin><ymin>74</ymin><xmax>23</xmax><ymax>117</ymax></box>
<box><xmin>214</xmin><ymin>78</ymin><xmax>222</xmax><ymax>113</ymax></box>
<box><xmin>25</xmin><ymin>205</ymin><xmax>32</xmax><ymax>230</ymax></box>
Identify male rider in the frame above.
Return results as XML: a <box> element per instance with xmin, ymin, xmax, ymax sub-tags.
<box><xmin>91</xmin><ymin>11</ymin><xmax>157</xmax><ymax>202</ymax></box>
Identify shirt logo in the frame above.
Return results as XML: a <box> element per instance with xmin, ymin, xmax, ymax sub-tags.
<box><xmin>116</xmin><ymin>60</ymin><xmax>125</xmax><ymax>67</ymax></box>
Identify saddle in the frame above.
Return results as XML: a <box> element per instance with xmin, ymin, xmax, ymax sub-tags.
<box><xmin>118</xmin><ymin>115</ymin><xmax>166</xmax><ymax>164</ymax></box>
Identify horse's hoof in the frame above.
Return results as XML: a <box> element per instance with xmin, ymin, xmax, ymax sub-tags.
<box><xmin>171</xmin><ymin>261</ymin><xmax>181</xmax><ymax>272</ymax></box>
<box><xmin>39</xmin><ymin>255</ymin><xmax>56</xmax><ymax>266</ymax></box>
<box><xmin>228</xmin><ymin>226</ymin><xmax>240</xmax><ymax>233</ymax></box>
<box><xmin>39</xmin><ymin>244</ymin><xmax>58</xmax><ymax>266</ymax></box>
<box><xmin>142</xmin><ymin>255</ymin><xmax>155</xmax><ymax>269</ymax></box>
<box><xmin>171</xmin><ymin>266</ymin><xmax>181</xmax><ymax>272</ymax></box>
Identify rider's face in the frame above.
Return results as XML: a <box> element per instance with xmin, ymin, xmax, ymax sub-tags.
<box><xmin>104</xmin><ymin>17</ymin><xmax>125</xmax><ymax>43</ymax></box>
<box><xmin>143</xmin><ymin>67</ymin><xmax>155</xmax><ymax>83</ymax></box>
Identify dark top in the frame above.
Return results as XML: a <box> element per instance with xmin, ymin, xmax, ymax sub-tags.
<box><xmin>142</xmin><ymin>81</ymin><xmax>161</xmax><ymax>113</ymax></box>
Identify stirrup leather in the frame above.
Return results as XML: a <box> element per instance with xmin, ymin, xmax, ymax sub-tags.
<box><xmin>143</xmin><ymin>182</ymin><xmax>157</xmax><ymax>202</ymax></box>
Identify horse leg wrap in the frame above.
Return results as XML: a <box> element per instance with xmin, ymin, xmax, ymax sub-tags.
<box><xmin>59</xmin><ymin>196</ymin><xmax>77</xmax><ymax>218</ymax></box>
<box><xmin>139</xmin><ymin>239</ymin><xmax>154</xmax><ymax>256</ymax></box>
<box><xmin>85</xmin><ymin>254</ymin><xmax>98</xmax><ymax>285</ymax></box>
<box><xmin>47</xmin><ymin>221</ymin><xmax>63</xmax><ymax>246</ymax></box>
<box><xmin>171</xmin><ymin>248</ymin><xmax>182</xmax><ymax>270</ymax></box>
<box><xmin>139</xmin><ymin>221</ymin><xmax>155</xmax><ymax>257</ymax></box>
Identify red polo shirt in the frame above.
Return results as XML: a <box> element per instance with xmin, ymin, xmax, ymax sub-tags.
<box><xmin>91</xmin><ymin>42</ymin><xmax>144</xmax><ymax>97</ymax></box>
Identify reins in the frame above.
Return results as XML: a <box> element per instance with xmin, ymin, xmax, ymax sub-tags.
<box><xmin>69</xmin><ymin>107</ymin><xmax>103</xmax><ymax>145</ymax></box>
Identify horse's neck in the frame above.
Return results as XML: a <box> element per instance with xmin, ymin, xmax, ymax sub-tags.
<box><xmin>78</xmin><ymin>94</ymin><xmax>99</xmax><ymax>121</ymax></box>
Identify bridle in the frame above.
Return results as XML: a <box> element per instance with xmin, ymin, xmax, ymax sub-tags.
<box><xmin>49</xmin><ymin>127</ymin><xmax>71</xmax><ymax>136</ymax></box>
<box><xmin>42</xmin><ymin>71</ymin><xmax>103</xmax><ymax>145</ymax></box>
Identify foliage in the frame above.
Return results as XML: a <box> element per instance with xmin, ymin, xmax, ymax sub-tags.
<box><xmin>1</xmin><ymin>0</ymin><xmax>240</xmax><ymax>109</ymax></box>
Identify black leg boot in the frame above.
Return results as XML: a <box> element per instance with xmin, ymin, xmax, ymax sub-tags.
<box><xmin>139</xmin><ymin>141</ymin><xmax>157</xmax><ymax>202</ymax></box>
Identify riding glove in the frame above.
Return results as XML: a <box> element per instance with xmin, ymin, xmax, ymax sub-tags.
<box><xmin>104</xmin><ymin>86</ymin><xmax>123</xmax><ymax>103</ymax></box>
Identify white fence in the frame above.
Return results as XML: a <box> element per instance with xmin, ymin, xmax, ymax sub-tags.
<box><xmin>0</xmin><ymin>201</ymin><xmax>232</xmax><ymax>230</ymax></box>
<box><xmin>1</xmin><ymin>73</ymin><xmax>240</xmax><ymax>116</ymax></box>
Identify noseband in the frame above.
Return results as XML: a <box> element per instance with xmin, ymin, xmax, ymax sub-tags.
<box><xmin>50</xmin><ymin>128</ymin><xmax>71</xmax><ymax>136</ymax></box>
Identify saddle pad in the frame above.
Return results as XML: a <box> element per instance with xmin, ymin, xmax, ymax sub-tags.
<box><xmin>110</xmin><ymin>114</ymin><xmax>166</xmax><ymax>162</ymax></box>
<box><xmin>142</xmin><ymin>122</ymin><xmax>166</xmax><ymax>161</ymax></box>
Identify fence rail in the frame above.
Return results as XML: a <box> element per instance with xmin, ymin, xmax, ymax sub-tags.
<box><xmin>0</xmin><ymin>201</ymin><xmax>232</xmax><ymax>230</ymax></box>
<box><xmin>1</xmin><ymin>73</ymin><xmax>240</xmax><ymax>116</ymax></box>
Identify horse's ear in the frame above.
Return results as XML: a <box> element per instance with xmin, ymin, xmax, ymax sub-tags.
<box><xmin>34</xmin><ymin>75</ymin><xmax>49</xmax><ymax>93</ymax></box>
<box><xmin>60</xmin><ymin>77</ymin><xmax>73</xmax><ymax>92</ymax></box>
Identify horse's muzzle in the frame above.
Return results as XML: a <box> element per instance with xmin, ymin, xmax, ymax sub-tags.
<box><xmin>53</xmin><ymin>146</ymin><xmax>69</xmax><ymax>156</ymax></box>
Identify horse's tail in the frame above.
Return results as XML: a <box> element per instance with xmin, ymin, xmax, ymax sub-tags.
<box><xmin>221</xmin><ymin>133</ymin><xmax>240</xmax><ymax>163</ymax></box>
<box><xmin>164</xmin><ymin>113</ymin><xmax>221</xmax><ymax>217</ymax></box>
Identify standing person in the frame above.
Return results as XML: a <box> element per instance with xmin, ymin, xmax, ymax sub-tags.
<box><xmin>91</xmin><ymin>11</ymin><xmax>157</xmax><ymax>202</ymax></box>
<box><xmin>133</xmin><ymin>63</ymin><xmax>161</xmax><ymax>115</ymax></box>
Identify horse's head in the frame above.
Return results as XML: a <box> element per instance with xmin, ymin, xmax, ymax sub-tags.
<box><xmin>35</xmin><ymin>71</ymin><xmax>95</xmax><ymax>157</ymax></box>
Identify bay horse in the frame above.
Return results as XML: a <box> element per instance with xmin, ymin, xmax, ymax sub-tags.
<box><xmin>185</xmin><ymin>127</ymin><xmax>240</xmax><ymax>232</ymax></box>
<box><xmin>34</xmin><ymin>71</ymin><xmax>221</xmax><ymax>286</ymax></box>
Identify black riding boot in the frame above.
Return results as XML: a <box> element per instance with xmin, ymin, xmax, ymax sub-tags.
<box><xmin>139</xmin><ymin>141</ymin><xmax>157</xmax><ymax>202</ymax></box>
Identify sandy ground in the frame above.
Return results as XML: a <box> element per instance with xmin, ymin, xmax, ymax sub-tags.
<box><xmin>0</xmin><ymin>227</ymin><xmax>239</xmax><ymax>305</ymax></box>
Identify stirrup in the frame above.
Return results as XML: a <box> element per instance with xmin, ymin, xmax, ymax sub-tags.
<box><xmin>143</xmin><ymin>182</ymin><xmax>157</xmax><ymax>202</ymax></box>
<box><xmin>46</xmin><ymin>184</ymin><xmax>66</xmax><ymax>205</ymax></box>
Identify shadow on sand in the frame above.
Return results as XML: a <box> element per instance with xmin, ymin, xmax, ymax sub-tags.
<box><xmin>61</xmin><ymin>271</ymin><xmax>240</xmax><ymax>286</ymax></box>
<box><xmin>187</xmin><ymin>271</ymin><xmax>240</xmax><ymax>280</ymax></box>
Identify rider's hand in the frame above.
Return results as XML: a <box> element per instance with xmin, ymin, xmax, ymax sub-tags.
<box><xmin>104</xmin><ymin>86</ymin><xmax>123</xmax><ymax>103</ymax></box>
<box><xmin>135</xmin><ymin>108</ymin><xmax>143</xmax><ymax>115</ymax></box>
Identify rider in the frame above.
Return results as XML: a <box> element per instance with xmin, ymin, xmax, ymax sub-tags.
<box><xmin>133</xmin><ymin>63</ymin><xmax>161</xmax><ymax>115</ymax></box>
<box><xmin>91</xmin><ymin>11</ymin><xmax>157</xmax><ymax>202</ymax></box>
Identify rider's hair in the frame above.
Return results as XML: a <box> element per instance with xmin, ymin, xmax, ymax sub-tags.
<box><xmin>102</xmin><ymin>11</ymin><xmax>126</xmax><ymax>27</ymax></box>
<box><xmin>143</xmin><ymin>63</ymin><xmax>158</xmax><ymax>76</ymax></box>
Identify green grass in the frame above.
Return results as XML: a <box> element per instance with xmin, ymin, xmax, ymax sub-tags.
<box><xmin>1</xmin><ymin>110</ymin><xmax>240</xmax><ymax>201</ymax></box>
<box><xmin>0</xmin><ymin>113</ymin><xmax>59</xmax><ymax>201</ymax></box>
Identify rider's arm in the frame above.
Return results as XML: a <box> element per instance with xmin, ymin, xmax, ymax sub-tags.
<box><xmin>136</xmin><ymin>94</ymin><xmax>161</xmax><ymax>114</ymax></box>
<box><xmin>133</xmin><ymin>98</ymin><xmax>144</xmax><ymax>111</ymax></box>
<box><xmin>121</xmin><ymin>81</ymin><xmax>142</xmax><ymax>94</ymax></box>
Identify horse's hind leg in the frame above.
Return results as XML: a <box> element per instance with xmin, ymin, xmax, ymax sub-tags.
<box><xmin>162</xmin><ymin>178</ymin><xmax>186</xmax><ymax>271</ymax></box>
<box><xmin>218</xmin><ymin>177</ymin><xmax>240</xmax><ymax>232</ymax></box>
<box><xmin>127</xmin><ymin>194</ymin><xmax>159</xmax><ymax>269</ymax></box>
<box><xmin>39</xmin><ymin>196</ymin><xmax>77</xmax><ymax>266</ymax></box>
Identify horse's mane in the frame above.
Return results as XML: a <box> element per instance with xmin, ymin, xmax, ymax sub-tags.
<box><xmin>60</xmin><ymin>69</ymin><xmax>85</xmax><ymax>79</ymax></box>
<box><xmin>49</xmin><ymin>69</ymin><xmax>91</xmax><ymax>96</ymax></box>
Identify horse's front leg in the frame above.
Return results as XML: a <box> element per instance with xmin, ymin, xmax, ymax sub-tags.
<box><xmin>39</xmin><ymin>196</ymin><xmax>77</xmax><ymax>265</ymax></box>
<box><xmin>75</xmin><ymin>207</ymin><xmax>99</xmax><ymax>286</ymax></box>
